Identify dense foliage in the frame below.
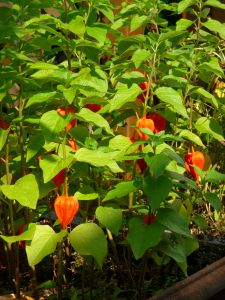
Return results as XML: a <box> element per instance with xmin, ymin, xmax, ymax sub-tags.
<box><xmin>0</xmin><ymin>0</ymin><xmax>225</xmax><ymax>299</ymax></box>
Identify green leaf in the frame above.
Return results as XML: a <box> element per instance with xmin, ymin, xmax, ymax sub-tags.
<box><xmin>195</xmin><ymin>117</ymin><xmax>224</xmax><ymax>141</ymax></box>
<box><xmin>109</xmin><ymin>84</ymin><xmax>141</xmax><ymax>112</ymax></box>
<box><xmin>130</xmin><ymin>15</ymin><xmax>147</xmax><ymax>32</ymax></box>
<box><xmin>155</xmin><ymin>87</ymin><xmax>188</xmax><ymax>118</ymax></box>
<box><xmin>205</xmin><ymin>169</ymin><xmax>225</xmax><ymax>183</ymax></box>
<box><xmin>86</xmin><ymin>26</ymin><xmax>107</xmax><ymax>46</ymax></box>
<box><xmin>71</xmin><ymin>68</ymin><xmax>108</xmax><ymax>97</ymax></box>
<box><xmin>96</xmin><ymin>206</ymin><xmax>122</xmax><ymax>236</ymax></box>
<box><xmin>104</xmin><ymin>181</ymin><xmax>137</xmax><ymax>201</ymax></box>
<box><xmin>0</xmin><ymin>128</ymin><xmax>9</xmax><ymax>151</ymax></box>
<box><xmin>31</xmin><ymin>69</ymin><xmax>72</xmax><ymax>82</ymax></box>
<box><xmin>204</xmin><ymin>192</ymin><xmax>222</xmax><ymax>211</ymax></box>
<box><xmin>192</xmin><ymin>214</ymin><xmax>207</xmax><ymax>230</ymax></box>
<box><xmin>132</xmin><ymin>49</ymin><xmax>150</xmax><ymax>68</ymax></box>
<box><xmin>26</xmin><ymin>92</ymin><xmax>57</xmax><ymax>108</ymax></box>
<box><xmin>1</xmin><ymin>174</ymin><xmax>39</xmax><ymax>209</ymax></box>
<box><xmin>178</xmin><ymin>0</ymin><xmax>196</xmax><ymax>14</ymax></box>
<box><xmin>40</xmin><ymin>110</ymin><xmax>68</xmax><ymax>143</ymax></box>
<box><xmin>176</xmin><ymin>19</ymin><xmax>193</xmax><ymax>31</ymax></box>
<box><xmin>76</xmin><ymin>108</ymin><xmax>113</xmax><ymax>135</ymax></box>
<box><xmin>61</xmin><ymin>16</ymin><xmax>85</xmax><ymax>37</ymax></box>
<box><xmin>26</xmin><ymin>133</ymin><xmax>45</xmax><ymax>162</ymax></box>
<box><xmin>0</xmin><ymin>223</ymin><xmax>36</xmax><ymax>245</ymax></box>
<box><xmin>145</xmin><ymin>153</ymin><xmax>171</xmax><ymax>177</ymax></box>
<box><xmin>28</xmin><ymin>61</ymin><xmax>59</xmax><ymax>70</ymax></box>
<box><xmin>75</xmin><ymin>186</ymin><xmax>98</xmax><ymax>201</ymax></box>
<box><xmin>109</xmin><ymin>135</ymin><xmax>131</xmax><ymax>151</ymax></box>
<box><xmin>26</xmin><ymin>226</ymin><xmax>66</xmax><ymax>267</ymax></box>
<box><xmin>179</xmin><ymin>130</ymin><xmax>205</xmax><ymax>148</ymax></box>
<box><xmin>198</xmin><ymin>57</ymin><xmax>224</xmax><ymax>78</ymax></box>
<box><xmin>190</xmin><ymin>87</ymin><xmax>218</xmax><ymax>108</ymax></box>
<box><xmin>157</xmin><ymin>208</ymin><xmax>191</xmax><ymax>237</ymax></box>
<box><xmin>203</xmin><ymin>19</ymin><xmax>225</xmax><ymax>39</ymax></box>
<box><xmin>143</xmin><ymin>176</ymin><xmax>172</xmax><ymax>212</ymax></box>
<box><xmin>57</xmin><ymin>85</ymin><xmax>76</xmax><ymax>105</ymax></box>
<box><xmin>204</xmin><ymin>0</ymin><xmax>225</xmax><ymax>9</ymax></box>
<box><xmin>40</xmin><ymin>154</ymin><xmax>74</xmax><ymax>183</ymax></box>
<box><xmin>75</xmin><ymin>148</ymin><xmax>123</xmax><ymax>173</ymax></box>
<box><xmin>69</xmin><ymin>223</ymin><xmax>107</xmax><ymax>268</ymax></box>
<box><xmin>127</xmin><ymin>217</ymin><xmax>165</xmax><ymax>259</ymax></box>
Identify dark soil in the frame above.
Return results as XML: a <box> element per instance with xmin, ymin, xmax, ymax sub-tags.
<box><xmin>0</xmin><ymin>237</ymin><xmax>225</xmax><ymax>299</ymax></box>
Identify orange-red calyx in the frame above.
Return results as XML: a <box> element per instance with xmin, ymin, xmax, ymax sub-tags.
<box><xmin>84</xmin><ymin>103</ymin><xmax>102</xmax><ymax>113</ymax></box>
<box><xmin>57</xmin><ymin>107</ymin><xmax>76</xmax><ymax>131</ymax></box>
<box><xmin>147</xmin><ymin>112</ymin><xmax>166</xmax><ymax>133</ymax></box>
<box><xmin>185</xmin><ymin>151</ymin><xmax>205</xmax><ymax>181</ymax></box>
<box><xmin>136</xmin><ymin>117</ymin><xmax>155</xmax><ymax>140</ymax></box>
<box><xmin>52</xmin><ymin>169</ymin><xmax>65</xmax><ymax>188</ymax></box>
<box><xmin>54</xmin><ymin>195</ymin><xmax>79</xmax><ymax>229</ymax></box>
<box><xmin>138</xmin><ymin>82</ymin><xmax>148</xmax><ymax>102</ymax></box>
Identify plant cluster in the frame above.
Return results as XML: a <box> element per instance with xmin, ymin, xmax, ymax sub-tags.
<box><xmin>0</xmin><ymin>0</ymin><xmax>225</xmax><ymax>299</ymax></box>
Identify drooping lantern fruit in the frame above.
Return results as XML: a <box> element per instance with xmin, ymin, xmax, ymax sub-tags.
<box><xmin>17</xmin><ymin>224</ymin><xmax>25</xmax><ymax>249</ymax></box>
<box><xmin>84</xmin><ymin>103</ymin><xmax>102</xmax><ymax>113</ymax></box>
<box><xmin>137</xmin><ymin>82</ymin><xmax>148</xmax><ymax>102</ymax></box>
<box><xmin>136</xmin><ymin>117</ymin><xmax>155</xmax><ymax>140</ymax></box>
<box><xmin>137</xmin><ymin>158</ymin><xmax>147</xmax><ymax>173</ymax></box>
<box><xmin>0</xmin><ymin>119</ymin><xmax>10</xmax><ymax>130</ymax></box>
<box><xmin>185</xmin><ymin>151</ymin><xmax>205</xmax><ymax>181</ymax></box>
<box><xmin>68</xmin><ymin>138</ymin><xmax>78</xmax><ymax>151</ymax></box>
<box><xmin>57</xmin><ymin>107</ymin><xmax>76</xmax><ymax>131</ymax></box>
<box><xmin>147</xmin><ymin>112</ymin><xmax>166</xmax><ymax>133</ymax></box>
<box><xmin>143</xmin><ymin>213</ymin><xmax>155</xmax><ymax>225</ymax></box>
<box><xmin>52</xmin><ymin>169</ymin><xmax>65</xmax><ymax>188</ymax></box>
<box><xmin>54</xmin><ymin>195</ymin><xmax>79</xmax><ymax>229</ymax></box>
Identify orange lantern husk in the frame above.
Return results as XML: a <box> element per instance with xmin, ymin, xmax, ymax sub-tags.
<box><xmin>54</xmin><ymin>195</ymin><xmax>79</xmax><ymax>229</ymax></box>
<box><xmin>147</xmin><ymin>112</ymin><xmax>166</xmax><ymax>133</ymax></box>
<box><xmin>185</xmin><ymin>151</ymin><xmax>205</xmax><ymax>181</ymax></box>
<box><xmin>136</xmin><ymin>117</ymin><xmax>155</xmax><ymax>140</ymax></box>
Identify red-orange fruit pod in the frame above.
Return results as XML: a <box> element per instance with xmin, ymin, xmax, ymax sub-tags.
<box><xmin>143</xmin><ymin>213</ymin><xmax>155</xmax><ymax>225</ymax></box>
<box><xmin>185</xmin><ymin>151</ymin><xmax>205</xmax><ymax>181</ymax></box>
<box><xmin>147</xmin><ymin>112</ymin><xmax>166</xmax><ymax>133</ymax></box>
<box><xmin>0</xmin><ymin>119</ymin><xmax>10</xmax><ymax>130</ymax></box>
<box><xmin>136</xmin><ymin>117</ymin><xmax>155</xmax><ymax>140</ymax></box>
<box><xmin>84</xmin><ymin>103</ymin><xmax>102</xmax><ymax>112</ymax></box>
<box><xmin>137</xmin><ymin>82</ymin><xmax>148</xmax><ymax>102</ymax></box>
<box><xmin>54</xmin><ymin>195</ymin><xmax>79</xmax><ymax>229</ymax></box>
<box><xmin>52</xmin><ymin>169</ymin><xmax>65</xmax><ymax>187</ymax></box>
<box><xmin>56</xmin><ymin>107</ymin><xmax>76</xmax><ymax>131</ymax></box>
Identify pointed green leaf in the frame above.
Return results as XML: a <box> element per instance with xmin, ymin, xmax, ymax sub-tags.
<box><xmin>127</xmin><ymin>217</ymin><xmax>165</xmax><ymax>259</ymax></box>
<box><xmin>143</xmin><ymin>176</ymin><xmax>172</xmax><ymax>211</ymax></box>
<box><xmin>69</xmin><ymin>223</ymin><xmax>107</xmax><ymax>268</ymax></box>
<box><xmin>76</xmin><ymin>108</ymin><xmax>113</xmax><ymax>135</ymax></box>
<box><xmin>75</xmin><ymin>148</ymin><xmax>123</xmax><ymax>173</ymax></box>
<box><xmin>179</xmin><ymin>130</ymin><xmax>205</xmax><ymax>148</ymax></box>
<box><xmin>1</xmin><ymin>174</ymin><xmax>39</xmax><ymax>209</ymax></box>
<box><xmin>145</xmin><ymin>153</ymin><xmax>171</xmax><ymax>177</ymax></box>
<box><xmin>203</xmin><ymin>19</ymin><xmax>225</xmax><ymax>39</ymax></box>
<box><xmin>109</xmin><ymin>84</ymin><xmax>142</xmax><ymax>112</ymax></box>
<box><xmin>40</xmin><ymin>154</ymin><xmax>74</xmax><ymax>183</ymax></box>
<box><xmin>26</xmin><ymin>92</ymin><xmax>57</xmax><ymax>108</ymax></box>
<box><xmin>26</xmin><ymin>133</ymin><xmax>45</xmax><ymax>162</ymax></box>
<box><xmin>157</xmin><ymin>208</ymin><xmax>191</xmax><ymax>237</ymax></box>
<box><xmin>1</xmin><ymin>223</ymin><xmax>36</xmax><ymax>245</ymax></box>
<box><xmin>40</xmin><ymin>110</ymin><xmax>68</xmax><ymax>143</ymax></box>
<box><xmin>26</xmin><ymin>226</ymin><xmax>67</xmax><ymax>267</ymax></box>
<box><xmin>204</xmin><ymin>192</ymin><xmax>222</xmax><ymax>211</ymax></box>
<box><xmin>178</xmin><ymin>0</ymin><xmax>196</xmax><ymax>14</ymax></box>
<box><xmin>96</xmin><ymin>206</ymin><xmax>122</xmax><ymax>236</ymax></box>
<box><xmin>104</xmin><ymin>181</ymin><xmax>137</xmax><ymax>201</ymax></box>
<box><xmin>195</xmin><ymin>117</ymin><xmax>224</xmax><ymax>141</ymax></box>
<box><xmin>132</xmin><ymin>49</ymin><xmax>150</xmax><ymax>68</ymax></box>
<box><xmin>0</xmin><ymin>128</ymin><xmax>9</xmax><ymax>151</ymax></box>
<box><xmin>155</xmin><ymin>87</ymin><xmax>188</xmax><ymax>118</ymax></box>
<box><xmin>204</xmin><ymin>0</ymin><xmax>225</xmax><ymax>9</ymax></box>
